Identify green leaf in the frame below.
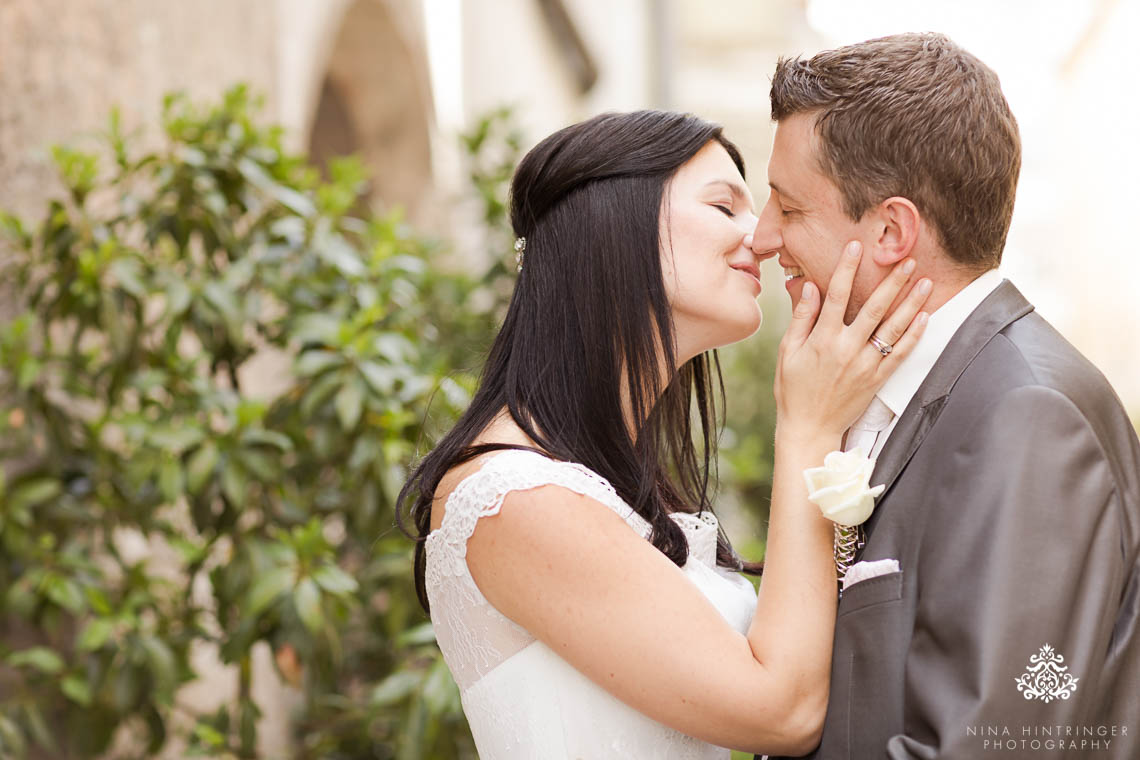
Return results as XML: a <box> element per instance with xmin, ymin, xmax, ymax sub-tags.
<box><xmin>238</xmin><ymin>157</ymin><xmax>316</xmax><ymax>217</ymax></box>
<box><xmin>169</xmin><ymin>535</ymin><xmax>208</xmax><ymax>566</ymax></box>
<box><xmin>358</xmin><ymin>360</ymin><xmax>397</xmax><ymax>395</ymax></box>
<box><xmin>108</xmin><ymin>257</ymin><xmax>148</xmax><ymax>299</ymax></box>
<box><xmin>220</xmin><ymin>458</ymin><xmax>248</xmax><ymax>507</ymax></box>
<box><xmin>193</xmin><ymin>722</ymin><xmax>225</xmax><ymax>748</ymax></box>
<box><xmin>368</xmin><ymin>671</ymin><xmax>420</xmax><ymax>707</ymax></box>
<box><xmin>8</xmin><ymin>478</ymin><xmax>62</xmax><ymax>512</ymax></box>
<box><xmin>158</xmin><ymin>457</ymin><xmax>184</xmax><ymax>502</ymax></box>
<box><xmin>17</xmin><ymin>356</ymin><xmax>40</xmax><ymax>389</ymax></box>
<box><xmin>374</xmin><ymin>332</ymin><xmax>417</xmax><ymax>364</ymax></box>
<box><xmin>140</xmin><ymin>636</ymin><xmax>178</xmax><ymax>694</ymax></box>
<box><xmin>165</xmin><ymin>278</ymin><xmax>193</xmax><ymax>319</ymax></box>
<box><xmin>239</xmin><ymin>428</ymin><xmax>293</xmax><ymax>451</ymax></box>
<box><xmin>77</xmin><ymin>618</ymin><xmax>114</xmax><ymax>651</ymax></box>
<box><xmin>143</xmin><ymin>704</ymin><xmax>167</xmax><ymax>754</ymax></box>
<box><xmin>111</xmin><ymin>662</ymin><xmax>142</xmax><ymax>712</ymax></box>
<box><xmin>247</xmin><ymin>565</ymin><xmax>294</xmax><ymax>616</ymax></box>
<box><xmin>44</xmin><ymin>575</ymin><xmax>86</xmax><ymax>613</ymax></box>
<box><xmin>0</xmin><ymin>210</ymin><xmax>30</xmax><ymax>249</ymax></box>
<box><xmin>300</xmin><ymin>370</ymin><xmax>346</xmax><ymax>418</ymax></box>
<box><xmin>236</xmin><ymin>448</ymin><xmax>278</xmax><ymax>481</ymax></box>
<box><xmin>311</xmin><ymin>564</ymin><xmax>358</xmax><ymax>595</ymax></box>
<box><xmin>239</xmin><ymin>697</ymin><xmax>259</xmax><ymax>756</ymax></box>
<box><xmin>293</xmin><ymin>577</ymin><xmax>322</xmax><ymax>634</ymax></box>
<box><xmin>290</xmin><ymin>313</ymin><xmax>342</xmax><ymax>346</ymax></box>
<box><xmin>0</xmin><ymin>714</ymin><xmax>27</xmax><ymax>755</ymax></box>
<box><xmin>334</xmin><ymin>377</ymin><xmax>364</xmax><ymax>430</ymax></box>
<box><xmin>317</xmin><ymin>234</ymin><xmax>366</xmax><ymax>278</ymax></box>
<box><xmin>395</xmin><ymin>622</ymin><xmax>437</xmax><ymax>648</ymax></box>
<box><xmin>7</xmin><ymin>646</ymin><xmax>65</xmax><ymax>674</ymax></box>
<box><xmin>51</xmin><ymin>145</ymin><xmax>98</xmax><ymax>203</ymax></box>
<box><xmin>422</xmin><ymin>655</ymin><xmax>460</xmax><ymax>715</ymax></box>
<box><xmin>150</xmin><ymin>426</ymin><xmax>206</xmax><ymax>453</ymax></box>
<box><xmin>186</xmin><ymin>442</ymin><xmax>219</xmax><ymax>494</ymax></box>
<box><xmin>85</xmin><ymin>587</ymin><xmax>113</xmax><ymax>616</ymax></box>
<box><xmin>201</xmin><ymin>281</ymin><xmax>242</xmax><ymax>340</ymax></box>
<box><xmin>20</xmin><ymin>701</ymin><xmax>54</xmax><ymax>752</ymax></box>
<box><xmin>295</xmin><ymin>350</ymin><xmax>344</xmax><ymax>377</ymax></box>
<box><xmin>62</xmin><ymin>675</ymin><xmax>93</xmax><ymax>706</ymax></box>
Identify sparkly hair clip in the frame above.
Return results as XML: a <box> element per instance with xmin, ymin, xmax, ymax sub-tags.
<box><xmin>514</xmin><ymin>237</ymin><xmax>526</xmax><ymax>272</ymax></box>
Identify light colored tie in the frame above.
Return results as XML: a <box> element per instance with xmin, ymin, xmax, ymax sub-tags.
<box><xmin>835</xmin><ymin>396</ymin><xmax>894</xmax><ymax>586</ymax></box>
<box><xmin>843</xmin><ymin>396</ymin><xmax>894</xmax><ymax>457</ymax></box>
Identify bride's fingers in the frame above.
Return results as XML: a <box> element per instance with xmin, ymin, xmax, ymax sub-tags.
<box><xmin>849</xmin><ymin>257</ymin><xmax>919</xmax><ymax>343</ymax></box>
<box><xmin>874</xmin><ymin>309</ymin><xmax>929</xmax><ymax>380</ymax></box>
<box><xmin>866</xmin><ymin>276</ymin><xmax>933</xmax><ymax>357</ymax></box>
<box><xmin>817</xmin><ymin>241</ymin><xmax>863</xmax><ymax>330</ymax></box>
<box><xmin>781</xmin><ymin>279</ymin><xmax>821</xmax><ymax>353</ymax></box>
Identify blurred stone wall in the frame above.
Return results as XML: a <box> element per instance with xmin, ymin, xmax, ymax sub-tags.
<box><xmin>0</xmin><ymin>0</ymin><xmax>280</xmax><ymax>221</ymax></box>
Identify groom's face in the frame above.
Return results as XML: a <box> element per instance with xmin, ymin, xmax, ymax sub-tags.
<box><xmin>752</xmin><ymin>113</ymin><xmax>879</xmax><ymax>322</ymax></box>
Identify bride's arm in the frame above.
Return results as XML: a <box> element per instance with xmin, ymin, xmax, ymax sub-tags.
<box><xmin>463</xmin><ymin>244</ymin><xmax>930</xmax><ymax>754</ymax></box>
<box><xmin>744</xmin><ymin>242</ymin><xmax>931</xmax><ymax>750</ymax></box>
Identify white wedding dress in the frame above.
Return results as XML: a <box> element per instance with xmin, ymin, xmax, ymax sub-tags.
<box><xmin>425</xmin><ymin>449</ymin><xmax>759</xmax><ymax>759</ymax></box>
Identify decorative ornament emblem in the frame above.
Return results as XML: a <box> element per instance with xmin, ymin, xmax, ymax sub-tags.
<box><xmin>1015</xmin><ymin>643</ymin><xmax>1079</xmax><ymax>702</ymax></box>
<box><xmin>514</xmin><ymin>237</ymin><xmax>526</xmax><ymax>272</ymax></box>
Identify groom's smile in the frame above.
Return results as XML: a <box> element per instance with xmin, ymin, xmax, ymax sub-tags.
<box><xmin>751</xmin><ymin>112</ymin><xmax>880</xmax><ymax>322</ymax></box>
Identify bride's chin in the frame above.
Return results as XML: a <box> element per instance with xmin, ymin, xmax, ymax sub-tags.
<box><xmin>709</xmin><ymin>311</ymin><xmax>765</xmax><ymax>352</ymax></box>
<box><xmin>734</xmin><ymin>305</ymin><xmax>764</xmax><ymax>338</ymax></box>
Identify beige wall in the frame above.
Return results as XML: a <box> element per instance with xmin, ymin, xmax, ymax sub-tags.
<box><xmin>0</xmin><ymin>0</ymin><xmax>439</xmax><ymax>225</ymax></box>
<box><xmin>0</xmin><ymin>0</ymin><xmax>278</xmax><ymax>222</ymax></box>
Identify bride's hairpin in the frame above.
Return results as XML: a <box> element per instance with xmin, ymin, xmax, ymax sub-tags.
<box><xmin>514</xmin><ymin>237</ymin><xmax>526</xmax><ymax>273</ymax></box>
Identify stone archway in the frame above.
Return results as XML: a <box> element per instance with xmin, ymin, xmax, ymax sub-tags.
<box><xmin>307</xmin><ymin>0</ymin><xmax>435</xmax><ymax>223</ymax></box>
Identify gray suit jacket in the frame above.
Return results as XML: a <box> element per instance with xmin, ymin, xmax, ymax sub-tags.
<box><xmin>769</xmin><ymin>280</ymin><xmax>1140</xmax><ymax>760</ymax></box>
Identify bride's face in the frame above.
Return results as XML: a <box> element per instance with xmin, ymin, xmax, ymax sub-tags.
<box><xmin>660</xmin><ymin>141</ymin><xmax>764</xmax><ymax>364</ymax></box>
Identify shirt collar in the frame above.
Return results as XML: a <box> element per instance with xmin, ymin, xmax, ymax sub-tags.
<box><xmin>876</xmin><ymin>268</ymin><xmax>1005</xmax><ymax>418</ymax></box>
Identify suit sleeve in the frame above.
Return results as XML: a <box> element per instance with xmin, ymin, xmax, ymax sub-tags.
<box><xmin>886</xmin><ymin>385</ymin><xmax>1127</xmax><ymax>760</ymax></box>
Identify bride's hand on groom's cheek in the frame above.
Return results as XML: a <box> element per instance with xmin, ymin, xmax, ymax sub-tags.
<box><xmin>774</xmin><ymin>240</ymin><xmax>933</xmax><ymax>443</ymax></box>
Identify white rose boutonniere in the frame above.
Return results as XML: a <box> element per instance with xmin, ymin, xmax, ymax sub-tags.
<box><xmin>803</xmin><ymin>447</ymin><xmax>885</xmax><ymax>527</ymax></box>
<box><xmin>803</xmin><ymin>447</ymin><xmax>885</xmax><ymax>581</ymax></box>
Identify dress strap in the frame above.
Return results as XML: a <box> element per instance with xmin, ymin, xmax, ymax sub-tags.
<box><xmin>429</xmin><ymin>449</ymin><xmax>649</xmax><ymax>569</ymax></box>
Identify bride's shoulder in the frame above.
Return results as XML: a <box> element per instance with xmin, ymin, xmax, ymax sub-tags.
<box><xmin>429</xmin><ymin>410</ymin><xmax>639</xmax><ymax>536</ymax></box>
<box><xmin>432</xmin><ymin>455</ymin><xmax>633</xmax><ymax>540</ymax></box>
<box><xmin>434</xmin><ymin>447</ymin><xmax>549</xmax><ymax>507</ymax></box>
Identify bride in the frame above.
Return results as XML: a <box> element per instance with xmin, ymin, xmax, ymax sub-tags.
<box><xmin>398</xmin><ymin>110</ymin><xmax>930</xmax><ymax>757</ymax></box>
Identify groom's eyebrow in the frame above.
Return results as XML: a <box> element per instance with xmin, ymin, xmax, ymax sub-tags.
<box><xmin>768</xmin><ymin>181</ymin><xmax>802</xmax><ymax>205</ymax></box>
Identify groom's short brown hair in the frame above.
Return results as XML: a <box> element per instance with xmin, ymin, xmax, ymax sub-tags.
<box><xmin>770</xmin><ymin>32</ymin><xmax>1020</xmax><ymax>270</ymax></box>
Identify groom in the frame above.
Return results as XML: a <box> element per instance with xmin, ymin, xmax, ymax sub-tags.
<box><xmin>754</xmin><ymin>34</ymin><xmax>1140</xmax><ymax>759</ymax></box>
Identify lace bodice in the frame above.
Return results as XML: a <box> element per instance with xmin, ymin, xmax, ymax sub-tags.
<box><xmin>424</xmin><ymin>449</ymin><xmax>758</xmax><ymax>759</ymax></box>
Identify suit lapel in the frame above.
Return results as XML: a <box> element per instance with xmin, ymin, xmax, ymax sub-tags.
<box><xmin>857</xmin><ymin>280</ymin><xmax>1035</xmax><ymax>551</ymax></box>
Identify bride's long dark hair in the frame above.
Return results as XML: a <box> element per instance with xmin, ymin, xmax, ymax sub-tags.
<box><xmin>399</xmin><ymin>110</ymin><xmax>760</xmax><ymax>613</ymax></box>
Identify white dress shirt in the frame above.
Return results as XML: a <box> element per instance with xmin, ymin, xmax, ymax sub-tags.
<box><xmin>860</xmin><ymin>268</ymin><xmax>1005</xmax><ymax>459</ymax></box>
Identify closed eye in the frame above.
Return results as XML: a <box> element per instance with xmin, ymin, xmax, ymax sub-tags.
<box><xmin>714</xmin><ymin>205</ymin><xmax>735</xmax><ymax>218</ymax></box>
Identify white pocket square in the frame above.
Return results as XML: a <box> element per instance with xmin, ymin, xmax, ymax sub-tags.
<box><xmin>842</xmin><ymin>558</ymin><xmax>900</xmax><ymax>592</ymax></box>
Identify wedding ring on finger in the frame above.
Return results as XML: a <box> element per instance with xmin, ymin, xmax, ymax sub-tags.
<box><xmin>869</xmin><ymin>334</ymin><xmax>893</xmax><ymax>356</ymax></box>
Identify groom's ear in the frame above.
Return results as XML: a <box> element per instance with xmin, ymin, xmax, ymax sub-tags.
<box><xmin>868</xmin><ymin>196</ymin><xmax>920</xmax><ymax>267</ymax></box>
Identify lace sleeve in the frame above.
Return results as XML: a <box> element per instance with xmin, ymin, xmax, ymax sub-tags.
<box><xmin>423</xmin><ymin>449</ymin><xmax>648</xmax><ymax>689</ymax></box>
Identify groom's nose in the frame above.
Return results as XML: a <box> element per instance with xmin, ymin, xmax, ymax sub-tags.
<box><xmin>749</xmin><ymin>201</ymin><xmax>783</xmax><ymax>256</ymax></box>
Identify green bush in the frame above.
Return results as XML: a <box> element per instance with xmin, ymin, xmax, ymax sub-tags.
<box><xmin>0</xmin><ymin>88</ymin><xmax>778</xmax><ymax>759</ymax></box>
<box><xmin>0</xmin><ymin>86</ymin><xmax>525</xmax><ymax>759</ymax></box>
